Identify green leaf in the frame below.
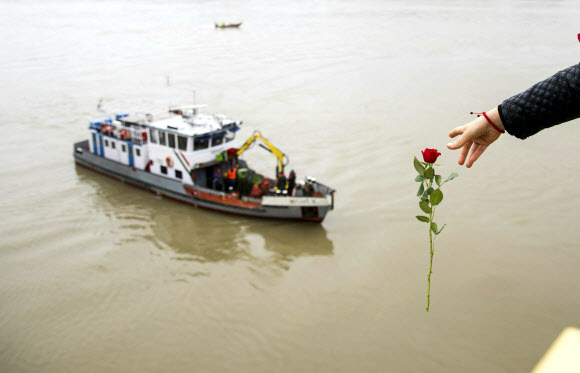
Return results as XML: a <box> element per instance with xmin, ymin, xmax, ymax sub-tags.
<box><xmin>416</xmin><ymin>216</ymin><xmax>430</xmax><ymax>223</ymax></box>
<box><xmin>430</xmin><ymin>188</ymin><xmax>443</xmax><ymax>205</ymax></box>
<box><xmin>431</xmin><ymin>222</ymin><xmax>438</xmax><ymax>234</ymax></box>
<box><xmin>435</xmin><ymin>175</ymin><xmax>442</xmax><ymax>187</ymax></box>
<box><xmin>419</xmin><ymin>201</ymin><xmax>432</xmax><ymax>214</ymax></box>
<box><xmin>415</xmin><ymin>175</ymin><xmax>424</xmax><ymax>182</ymax></box>
<box><xmin>417</xmin><ymin>183</ymin><xmax>424</xmax><ymax>197</ymax></box>
<box><xmin>424</xmin><ymin>168</ymin><xmax>434</xmax><ymax>180</ymax></box>
<box><xmin>420</xmin><ymin>196</ymin><xmax>429</xmax><ymax>202</ymax></box>
<box><xmin>425</xmin><ymin>187</ymin><xmax>434</xmax><ymax>196</ymax></box>
<box><xmin>414</xmin><ymin>157</ymin><xmax>425</xmax><ymax>177</ymax></box>
<box><xmin>437</xmin><ymin>224</ymin><xmax>446</xmax><ymax>235</ymax></box>
<box><xmin>445</xmin><ymin>172</ymin><xmax>459</xmax><ymax>182</ymax></box>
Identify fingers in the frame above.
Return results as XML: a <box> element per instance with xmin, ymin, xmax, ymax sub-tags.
<box><xmin>448</xmin><ymin>125</ymin><xmax>466</xmax><ymax>139</ymax></box>
<box><xmin>457</xmin><ymin>141</ymin><xmax>472</xmax><ymax>165</ymax></box>
<box><xmin>465</xmin><ymin>144</ymin><xmax>488</xmax><ymax>168</ymax></box>
<box><xmin>447</xmin><ymin>130</ymin><xmax>472</xmax><ymax>150</ymax></box>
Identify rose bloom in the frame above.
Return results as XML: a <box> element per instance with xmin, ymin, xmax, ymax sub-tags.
<box><xmin>421</xmin><ymin>148</ymin><xmax>441</xmax><ymax>163</ymax></box>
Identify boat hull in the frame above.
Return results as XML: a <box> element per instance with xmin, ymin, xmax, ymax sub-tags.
<box><xmin>73</xmin><ymin>141</ymin><xmax>330</xmax><ymax>222</ymax></box>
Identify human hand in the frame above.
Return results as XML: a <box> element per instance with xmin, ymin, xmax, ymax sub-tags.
<box><xmin>447</xmin><ymin>107</ymin><xmax>505</xmax><ymax>168</ymax></box>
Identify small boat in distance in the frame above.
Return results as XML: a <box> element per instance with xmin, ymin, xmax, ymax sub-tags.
<box><xmin>215</xmin><ymin>22</ymin><xmax>242</xmax><ymax>28</ymax></box>
<box><xmin>73</xmin><ymin>98</ymin><xmax>335</xmax><ymax>222</ymax></box>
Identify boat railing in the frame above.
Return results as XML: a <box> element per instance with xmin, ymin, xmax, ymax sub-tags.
<box><xmin>90</xmin><ymin>123</ymin><xmax>148</xmax><ymax>145</ymax></box>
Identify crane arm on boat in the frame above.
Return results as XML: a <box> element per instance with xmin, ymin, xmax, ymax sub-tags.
<box><xmin>236</xmin><ymin>130</ymin><xmax>289</xmax><ymax>173</ymax></box>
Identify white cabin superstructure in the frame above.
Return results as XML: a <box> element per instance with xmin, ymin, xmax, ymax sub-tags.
<box><xmin>87</xmin><ymin>106</ymin><xmax>241</xmax><ymax>184</ymax></box>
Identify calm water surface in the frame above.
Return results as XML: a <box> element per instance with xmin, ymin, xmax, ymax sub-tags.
<box><xmin>1</xmin><ymin>1</ymin><xmax>580</xmax><ymax>372</ymax></box>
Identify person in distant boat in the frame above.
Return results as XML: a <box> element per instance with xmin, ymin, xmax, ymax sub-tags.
<box><xmin>288</xmin><ymin>170</ymin><xmax>296</xmax><ymax>196</ymax></box>
<box><xmin>447</xmin><ymin>62</ymin><xmax>580</xmax><ymax>168</ymax></box>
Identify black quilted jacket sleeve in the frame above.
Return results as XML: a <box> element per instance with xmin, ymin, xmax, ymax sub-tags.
<box><xmin>498</xmin><ymin>62</ymin><xmax>580</xmax><ymax>139</ymax></box>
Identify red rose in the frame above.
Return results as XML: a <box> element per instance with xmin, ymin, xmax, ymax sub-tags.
<box><xmin>421</xmin><ymin>148</ymin><xmax>441</xmax><ymax>163</ymax></box>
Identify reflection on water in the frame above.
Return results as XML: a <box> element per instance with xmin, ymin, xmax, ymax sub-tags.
<box><xmin>75</xmin><ymin>165</ymin><xmax>333</xmax><ymax>267</ymax></box>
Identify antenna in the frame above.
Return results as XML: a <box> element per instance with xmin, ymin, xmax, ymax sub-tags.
<box><xmin>166</xmin><ymin>75</ymin><xmax>172</xmax><ymax>107</ymax></box>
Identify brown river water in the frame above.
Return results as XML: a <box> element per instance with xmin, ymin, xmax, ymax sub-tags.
<box><xmin>1</xmin><ymin>1</ymin><xmax>579</xmax><ymax>372</ymax></box>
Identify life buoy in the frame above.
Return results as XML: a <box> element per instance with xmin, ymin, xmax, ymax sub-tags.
<box><xmin>146</xmin><ymin>113</ymin><xmax>154</xmax><ymax>122</ymax></box>
<box><xmin>166</xmin><ymin>156</ymin><xmax>174</xmax><ymax>168</ymax></box>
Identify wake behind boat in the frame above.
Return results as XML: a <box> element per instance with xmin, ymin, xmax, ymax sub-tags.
<box><xmin>73</xmin><ymin>99</ymin><xmax>335</xmax><ymax>222</ymax></box>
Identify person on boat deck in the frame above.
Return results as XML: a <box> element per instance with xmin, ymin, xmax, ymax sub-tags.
<box><xmin>213</xmin><ymin>168</ymin><xmax>223</xmax><ymax>191</ymax></box>
<box><xmin>227</xmin><ymin>166</ymin><xmax>237</xmax><ymax>192</ymax></box>
<box><xmin>237</xmin><ymin>168</ymin><xmax>250</xmax><ymax>198</ymax></box>
<box><xmin>288</xmin><ymin>170</ymin><xmax>296</xmax><ymax>196</ymax></box>
<box><xmin>276</xmin><ymin>171</ymin><xmax>287</xmax><ymax>191</ymax></box>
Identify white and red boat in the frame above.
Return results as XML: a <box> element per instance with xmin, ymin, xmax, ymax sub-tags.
<box><xmin>73</xmin><ymin>101</ymin><xmax>335</xmax><ymax>222</ymax></box>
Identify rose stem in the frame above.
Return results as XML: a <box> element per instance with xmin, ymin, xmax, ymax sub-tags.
<box><xmin>426</xmin><ymin>164</ymin><xmax>434</xmax><ymax>312</ymax></box>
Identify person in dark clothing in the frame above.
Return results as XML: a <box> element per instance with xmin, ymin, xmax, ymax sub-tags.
<box><xmin>288</xmin><ymin>170</ymin><xmax>296</xmax><ymax>196</ymax></box>
<box><xmin>213</xmin><ymin>168</ymin><xmax>223</xmax><ymax>191</ymax></box>
<box><xmin>276</xmin><ymin>171</ymin><xmax>287</xmax><ymax>191</ymax></box>
<box><xmin>447</xmin><ymin>62</ymin><xmax>580</xmax><ymax>167</ymax></box>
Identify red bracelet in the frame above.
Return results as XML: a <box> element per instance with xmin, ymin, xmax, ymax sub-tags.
<box><xmin>470</xmin><ymin>111</ymin><xmax>505</xmax><ymax>134</ymax></box>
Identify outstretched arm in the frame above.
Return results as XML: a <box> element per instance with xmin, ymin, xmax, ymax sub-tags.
<box><xmin>499</xmin><ymin>62</ymin><xmax>580</xmax><ymax>139</ymax></box>
<box><xmin>447</xmin><ymin>62</ymin><xmax>580</xmax><ymax>167</ymax></box>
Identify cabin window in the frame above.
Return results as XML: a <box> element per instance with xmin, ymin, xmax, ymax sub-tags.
<box><xmin>136</xmin><ymin>148</ymin><xmax>141</xmax><ymax>157</ymax></box>
<box><xmin>194</xmin><ymin>136</ymin><xmax>210</xmax><ymax>151</ymax></box>
<box><xmin>149</xmin><ymin>129</ymin><xmax>158</xmax><ymax>144</ymax></box>
<box><xmin>212</xmin><ymin>132</ymin><xmax>225</xmax><ymax>146</ymax></box>
<box><xmin>159</xmin><ymin>131</ymin><xmax>167</xmax><ymax>146</ymax></box>
<box><xmin>111</xmin><ymin>141</ymin><xmax>116</xmax><ymax>149</ymax></box>
<box><xmin>175</xmin><ymin>170</ymin><xmax>183</xmax><ymax>179</ymax></box>
<box><xmin>168</xmin><ymin>133</ymin><xmax>176</xmax><ymax>148</ymax></box>
<box><xmin>105</xmin><ymin>139</ymin><xmax>109</xmax><ymax>147</ymax></box>
<box><xmin>121</xmin><ymin>144</ymin><xmax>126</xmax><ymax>152</ymax></box>
<box><xmin>225</xmin><ymin>131</ymin><xmax>235</xmax><ymax>142</ymax></box>
<box><xmin>160</xmin><ymin>165</ymin><xmax>167</xmax><ymax>175</ymax></box>
<box><xmin>178</xmin><ymin>135</ymin><xmax>188</xmax><ymax>151</ymax></box>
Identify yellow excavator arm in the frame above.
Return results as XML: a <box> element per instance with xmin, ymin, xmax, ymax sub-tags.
<box><xmin>237</xmin><ymin>130</ymin><xmax>289</xmax><ymax>174</ymax></box>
